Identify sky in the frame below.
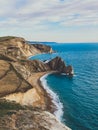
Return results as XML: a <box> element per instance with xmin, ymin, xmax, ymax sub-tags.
<box><xmin>0</xmin><ymin>0</ymin><xmax>98</xmax><ymax>43</ymax></box>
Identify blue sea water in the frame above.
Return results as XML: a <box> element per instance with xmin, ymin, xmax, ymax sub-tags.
<box><xmin>30</xmin><ymin>43</ymin><xmax>98</xmax><ymax>130</ymax></box>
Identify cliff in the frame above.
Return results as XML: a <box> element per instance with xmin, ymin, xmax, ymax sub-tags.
<box><xmin>0</xmin><ymin>108</ymin><xmax>70</xmax><ymax>130</ymax></box>
<box><xmin>0</xmin><ymin>36</ymin><xmax>72</xmax><ymax>130</ymax></box>
<box><xmin>0</xmin><ymin>57</ymin><xmax>73</xmax><ymax>97</ymax></box>
<box><xmin>47</xmin><ymin>56</ymin><xmax>73</xmax><ymax>76</ymax></box>
<box><xmin>0</xmin><ymin>36</ymin><xmax>53</xmax><ymax>60</ymax></box>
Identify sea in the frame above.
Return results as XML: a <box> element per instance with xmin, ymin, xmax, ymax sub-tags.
<box><xmin>29</xmin><ymin>42</ymin><xmax>98</xmax><ymax>130</ymax></box>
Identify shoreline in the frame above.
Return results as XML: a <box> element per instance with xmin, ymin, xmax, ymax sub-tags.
<box><xmin>38</xmin><ymin>72</ymin><xmax>57</xmax><ymax>113</ymax></box>
<box><xmin>27</xmin><ymin>71</ymin><xmax>58</xmax><ymax>113</ymax></box>
<box><xmin>2</xmin><ymin>72</ymin><xmax>55</xmax><ymax>108</ymax></box>
<box><xmin>3</xmin><ymin>71</ymin><xmax>63</xmax><ymax>121</ymax></box>
<box><xmin>0</xmin><ymin>36</ymin><xmax>72</xmax><ymax>130</ymax></box>
<box><xmin>39</xmin><ymin>72</ymin><xmax>64</xmax><ymax>121</ymax></box>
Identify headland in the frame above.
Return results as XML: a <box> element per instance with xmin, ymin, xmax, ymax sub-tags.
<box><xmin>0</xmin><ymin>36</ymin><xmax>73</xmax><ymax>130</ymax></box>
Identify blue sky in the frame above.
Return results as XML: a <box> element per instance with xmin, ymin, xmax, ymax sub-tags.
<box><xmin>0</xmin><ymin>0</ymin><xmax>98</xmax><ymax>42</ymax></box>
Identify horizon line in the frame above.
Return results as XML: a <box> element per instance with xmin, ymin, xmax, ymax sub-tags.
<box><xmin>28</xmin><ymin>41</ymin><xmax>98</xmax><ymax>44</ymax></box>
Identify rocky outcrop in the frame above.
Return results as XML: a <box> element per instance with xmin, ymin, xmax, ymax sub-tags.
<box><xmin>0</xmin><ymin>36</ymin><xmax>72</xmax><ymax>130</ymax></box>
<box><xmin>47</xmin><ymin>57</ymin><xmax>73</xmax><ymax>76</ymax></box>
<box><xmin>0</xmin><ymin>36</ymin><xmax>73</xmax><ymax>76</ymax></box>
<box><xmin>0</xmin><ymin>36</ymin><xmax>53</xmax><ymax>59</ymax></box>
<box><xmin>32</xmin><ymin>44</ymin><xmax>53</xmax><ymax>53</ymax></box>
<box><xmin>0</xmin><ymin>56</ymin><xmax>73</xmax><ymax>97</ymax></box>
<box><xmin>0</xmin><ymin>110</ymin><xmax>70</xmax><ymax>130</ymax></box>
<box><xmin>0</xmin><ymin>36</ymin><xmax>56</xmax><ymax>97</ymax></box>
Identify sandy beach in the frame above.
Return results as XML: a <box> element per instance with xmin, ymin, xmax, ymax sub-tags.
<box><xmin>3</xmin><ymin>71</ymin><xmax>57</xmax><ymax>113</ymax></box>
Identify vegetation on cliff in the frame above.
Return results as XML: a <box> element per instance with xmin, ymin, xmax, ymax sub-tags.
<box><xmin>0</xmin><ymin>36</ymin><xmax>53</xmax><ymax>60</ymax></box>
<box><xmin>0</xmin><ymin>36</ymin><xmax>72</xmax><ymax>130</ymax></box>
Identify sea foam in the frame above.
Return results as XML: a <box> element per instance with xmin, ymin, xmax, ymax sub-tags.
<box><xmin>40</xmin><ymin>73</ymin><xmax>64</xmax><ymax>121</ymax></box>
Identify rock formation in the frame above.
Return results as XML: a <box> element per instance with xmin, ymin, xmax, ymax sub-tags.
<box><xmin>0</xmin><ymin>36</ymin><xmax>72</xmax><ymax>130</ymax></box>
<box><xmin>0</xmin><ymin>57</ymin><xmax>73</xmax><ymax>97</ymax></box>
<box><xmin>47</xmin><ymin>56</ymin><xmax>73</xmax><ymax>76</ymax></box>
<box><xmin>0</xmin><ymin>109</ymin><xmax>70</xmax><ymax>130</ymax></box>
<box><xmin>32</xmin><ymin>43</ymin><xmax>53</xmax><ymax>53</ymax></box>
<box><xmin>0</xmin><ymin>36</ymin><xmax>53</xmax><ymax>60</ymax></box>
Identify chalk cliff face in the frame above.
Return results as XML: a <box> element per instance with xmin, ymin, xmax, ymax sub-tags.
<box><xmin>0</xmin><ymin>36</ymin><xmax>53</xmax><ymax>59</ymax></box>
<box><xmin>0</xmin><ymin>36</ymin><xmax>72</xmax><ymax>130</ymax></box>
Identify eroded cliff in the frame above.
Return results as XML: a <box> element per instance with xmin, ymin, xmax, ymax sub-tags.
<box><xmin>0</xmin><ymin>36</ymin><xmax>53</xmax><ymax>60</ymax></box>
<box><xmin>0</xmin><ymin>36</ymin><xmax>72</xmax><ymax>130</ymax></box>
<box><xmin>0</xmin><ymin>56</ymin><xmax>73</xmax><ymax>97</ymax></box>
<box><xmin>0</xmin><ymin>108</ymin><xmax>70</xmax><ymax>130</ymax></box>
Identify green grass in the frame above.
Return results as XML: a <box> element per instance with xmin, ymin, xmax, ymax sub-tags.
<box><xmin>0</xmin><ymin>99</ymin><xmax>37</xmax><ymax>117</ymax></box>
<box><xmin>0</xmin><ymin>99</ymin><xmax>25</xmax><ymax>116</ymax></box>
<box><xmin>0</xmin><ymin>36</ymin><xmax>16</xmax><ymax>42</ymax></box>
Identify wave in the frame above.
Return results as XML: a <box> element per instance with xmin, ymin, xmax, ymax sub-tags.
<box><xmin>40</xmin><ymin>73</ymin><xmax>64</xmax><ymax>121</ymax></box>
<box><xmin>61</xmin><ymin>73</ymin><xmax>77</xmax><ymax>77</ymax></box>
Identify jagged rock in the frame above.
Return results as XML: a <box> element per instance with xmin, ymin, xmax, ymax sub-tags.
<box><xmin>47</xmin><ymin>56</ymin><xmax>73</xmax><ymax>76</ymax></box>
<box><xmin>65</xmin><ymin>65</ymin><xmax>73</xmax><ymax>76</ymax></box>
<box><xmin>47</xmin><ymin>56</ymin><xmax>66</xmax><ymax>71</ymax></box>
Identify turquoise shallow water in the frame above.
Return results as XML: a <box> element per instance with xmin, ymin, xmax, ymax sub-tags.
<box><xmin>30</xmin><ymin>43</ymin><xmax>98</xmax><ymax>130</ymax></box>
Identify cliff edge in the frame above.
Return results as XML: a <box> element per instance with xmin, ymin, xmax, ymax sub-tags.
<box><xmin>0</xmin><ymin>36</ymin><xmax>72</xmax><ymax>130</ymax></box>
<box><xmin>0</xmin><ymin>36</ymin><xmax>53</xmax><ymax>60</ymax></box>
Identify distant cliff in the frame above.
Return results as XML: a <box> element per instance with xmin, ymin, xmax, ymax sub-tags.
<box><xmin>0</xmin><ymin>36</ymin><xmax>72</xmax><ymax>130</ymax></box>
<box><xmin>0</xmin><ymin>36</ymin><xmax>53</xmax><ymax>60</ymax></box>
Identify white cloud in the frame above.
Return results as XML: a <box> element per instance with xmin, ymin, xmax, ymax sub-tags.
<box><xmin>0</xmin><ymin>0</ymin><xmax>98</xmax><ymax>42</ymax></box>
<box><xmin>0</xmin><ymin>0</ymin><xmax>98</xmax><ymax>25</ymax></box>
